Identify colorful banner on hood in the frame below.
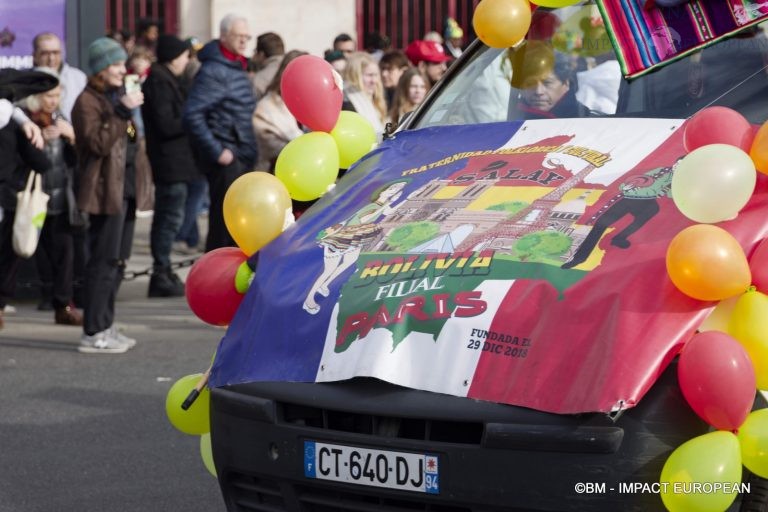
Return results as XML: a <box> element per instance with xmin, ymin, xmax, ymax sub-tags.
<box><xmin>210</xmin><ymin>118</ymin><xmax>768</xmax><ymax>414</ymax></box>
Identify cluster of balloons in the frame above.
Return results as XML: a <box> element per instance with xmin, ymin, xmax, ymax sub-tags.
<box><xmin>472</xmin><ymin>0</ymin><xmax>581</xmax><ymax>49</ymax></box>
<box><xmin>277</xmin><ymin>55</ymin><xmax>376</xmax><ymax>200</ymax></box>
<box><xmin>660</xmin><ymin>107</ymin><xmax>768</xmax><ymax>512</ymax></box>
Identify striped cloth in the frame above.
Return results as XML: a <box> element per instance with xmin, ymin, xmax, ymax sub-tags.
<box><xmin>596</xmin><ymin>0</ymin><xmax>768</xmax><ymax>78</ymax></box>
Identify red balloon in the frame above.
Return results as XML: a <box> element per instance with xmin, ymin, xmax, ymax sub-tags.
<box><xmin>281</xmin><ymin>55</ymin><xmax>343</xmax><ymax>132</ymax></box>
<box><xmin>750</xmin><ymin>237</ymin><xmax>768</xmax><ymax>292</ymax></box>
<box><xmin>678</xmin><ymin>331</ymin><xmax>756</xmax><ymax>431</ymax></box>
<box><xmin>185</xmin><ymin>247</ymin><xmax>248</xmax><ymax>326</ymax></box>
<box><xmin>683</xmin><ymin>106</ymin><xmax>754</xmax><ymax>153</ymax></box>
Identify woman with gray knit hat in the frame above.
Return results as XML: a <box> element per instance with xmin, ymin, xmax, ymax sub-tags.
<box><xmin>71</xmin><ymin>37</ymin><xmax>153</xmax><ymax>354</ymax></box>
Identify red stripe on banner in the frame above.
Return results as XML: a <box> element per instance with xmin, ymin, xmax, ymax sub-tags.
<box><xmin>128</xmin><ymin>0</ymin><xmax>135</xmax><ymax>32</ymax></box>
<box><xmin>115</xmin><ymin>0</ymin><xmax>123</xmax><ymax>30</ymax></box>
<box><xmin>139</xmin><ymin>0</ymin><xmax>146</xmax><ymax>18</ymax></box>
<box><xmin>424</xmin><ymin>0</ymin><xmax>431</xmax><ymax>39</ymax></box>
<box><xmin>356</xmin><ymin>0</ymin><xmax>365</xmax><ymax>48</ymax></box>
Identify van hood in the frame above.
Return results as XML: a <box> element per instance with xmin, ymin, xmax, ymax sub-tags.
<box><xmin>210</xmin><ymin>118</ymin><xmax>768</xmax><ymax>414</ymax></box>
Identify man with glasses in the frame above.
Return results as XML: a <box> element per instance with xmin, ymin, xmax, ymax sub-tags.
<box><xmin>32</xmin><ymin>33</ymin><xmax>87</xmax><ymax>121</ymax></box>
<box><xmin>183</xmin><ymin>13</ymin><xmax>258</xmax><ymax>251</ymax></box>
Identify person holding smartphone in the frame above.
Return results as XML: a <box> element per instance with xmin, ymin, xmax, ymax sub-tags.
<box><xmin>70</xmin><ymin>37</ymin><xmax>153</xmax><ymax>354</ymax></box>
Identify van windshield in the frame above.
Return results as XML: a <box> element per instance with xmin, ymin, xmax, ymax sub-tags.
<box><xmin>413</xmin><ymin>2</ymin><xmax>768</xmax><ymax>128</ymax></box>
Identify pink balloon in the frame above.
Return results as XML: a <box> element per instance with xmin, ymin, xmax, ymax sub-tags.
<box><xmin>185</xmin><ymin>247</ymin><xmax>248</xmax><ymax>326</ymax></box>
<box><xmin>750</xmin><ymin>237</ymin><xmax>768</xmax><ymax>292</ymax></box>
<box><xmin>280</xmin><ymin>55</ymin><xmax>343</xmax><ymax>132</ymax></box>
<box><xmin>678</xmin><ymin>331</ymin><xmax>756</xmax><ymax>431</ymax></box>
<box><xmin>683</xmin><ymin>106</ymin><xmax>754</xmax><ymax>153</ymax></box>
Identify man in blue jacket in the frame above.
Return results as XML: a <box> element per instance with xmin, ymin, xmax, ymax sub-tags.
<box><xmin>183</xmin><ymin>13</ymin><xmax>257</xmax><ymax>252</ymax></box>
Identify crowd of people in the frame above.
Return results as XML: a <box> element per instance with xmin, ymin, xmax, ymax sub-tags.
<box><xmin>0</xmin><ymin>14</ymin><xmax>467</xmax><ymax>354</ymax></box>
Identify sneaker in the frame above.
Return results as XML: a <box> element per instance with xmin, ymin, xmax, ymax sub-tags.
<box><xmin>107</xmin><ymin>324</ymin><xmax>137</xmax><ymax>349</ymax></box>
<box><xmin>78</xmin><ymin>330</ymin><xmax>129</xmax><ymax>354</ymax></box>
<box><xmin>55</xmin><ymin>304</ymin><xmax>84</xmax><ymax>326</ymax></box>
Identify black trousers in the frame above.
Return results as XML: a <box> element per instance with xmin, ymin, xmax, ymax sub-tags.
<box><xmin>0</xmin><ymin>209</ymin><xmax>22</xmax><ymax>309</ymax></box>
<box><xmin>35</xmin><ymin>213</ymin><xmax>74</xmax><ymax>310</ymax></box>
<box><xmin>202</xmin><ymin>158</ymin><xmax>246</xmax><ymax>252</ymax></box>
<box><xmin>83</xmin><ymin>199</ymin><xmax>136</xmax><ymax>335</ymax></box>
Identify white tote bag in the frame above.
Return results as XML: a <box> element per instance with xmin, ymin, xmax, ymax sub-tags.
<box><xmin>12</xmin><ymin>172</ymin><xmax>49</xmax><ymax>258</ymax></box>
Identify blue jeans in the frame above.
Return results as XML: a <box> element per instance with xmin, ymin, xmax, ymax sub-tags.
<box><xmin>151</xmin><ymin>182</ymin><xmax>187</xmax><ymax>269</ymax></box>
<box><xmin>176</xmin><ymin>178</ymin><xmax>207</xmax><ymax>248</ymax></box>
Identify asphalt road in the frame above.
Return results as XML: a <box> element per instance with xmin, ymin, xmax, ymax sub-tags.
<box><xmin>0</xmin><ymin>217</ymin><xmax>227</xmax><ymax>512</ymax></box>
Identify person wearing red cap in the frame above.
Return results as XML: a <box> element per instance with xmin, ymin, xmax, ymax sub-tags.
<box><xmin>404</xmin><ymin>39</ymin><xmax>451</xmax><ymax>87</ymax></box>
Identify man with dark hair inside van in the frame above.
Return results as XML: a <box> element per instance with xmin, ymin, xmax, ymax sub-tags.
<box><xmin>518</xmin><ymin>52</ymin><xmax>590</xmax><ymax>119</ymax></box>
<box><xmin>251</xmin><ymin>32</ymin><xmax>285</xmax><ymax>100</ymax></box>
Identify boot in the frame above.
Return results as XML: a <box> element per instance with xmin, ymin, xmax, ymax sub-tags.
<box><xmin>55</xmin><ymin>303</ymin><xmax>84</xmax><ymax>326</ymax></box>
<box><xmin>148</xmin><ymin>268</ymin><xmax>185</xmax><ymax>298</ymax></box>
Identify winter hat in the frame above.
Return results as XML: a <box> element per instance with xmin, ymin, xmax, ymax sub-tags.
<box><xmin>156</xmin><ymin>34</ymin><xmax>190</xmax><ymax>64</ymax></box>
<box><xmin>88</xmin><ymin>37</ymin><xmax>128</xmax><ymax>75</ymax></box>
<box><xmin>0</xmin><ymin>68</ymin><xmax>59</xmax><ymax>101</ymax></box>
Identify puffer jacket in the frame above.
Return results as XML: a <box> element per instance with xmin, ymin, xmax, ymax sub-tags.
<box><xmin>182</xmin><ymin>40</ymin><xmax>258</xmax><ymax>168</ymax></box>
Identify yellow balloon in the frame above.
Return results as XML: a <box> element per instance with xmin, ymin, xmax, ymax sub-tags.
<box><xmin>200</xmin><ymin>433</ymin><xmax>217</xmax><ymax>477</ymax></box>
<box><xmin>508</xmin><ymin>40</ymin><xmax>555</xmax><ymax>89</ymax></box>
<box><xmin>738</xmin><ymin>409</ymin><xmax>768</xmax><ymax>479</ymax></box>
<box><xmin>165</xmin><ymin>373</ymin><xmax>210</xmax><ymax>435</ymax></box>
<box><xmin>275</xmin><ymin>132</ymin><xmax>340</xmax><ymax>201</ymax></box>
<box><xmin>330</xmin><ymin>111</ymin><xmax>377</xmax><ymax>169</ymax></box>
<box><xmin>698</xmin><ymin>296</ymin><xmax>738</xmax><ymax>332</ymax></box>
<box><xmin>223</xmin><ymin>172</ymin><xmax>292</xmax><ymax>256</ymax></box>
<box><xmin>473</xmin><ymin>0</ymin><xmax>532</xmax><ymax>49</ymax></box>
<box><xmin>660</xmin><ymin>431</ymin><xmax>742</xmax><ymax>512</ymax></box>
<box><xmin>728</xmin><ymin>288</ymin><xmax>768</xmax><ymax>389</ymax></box>
<box><xmin>531</xmin><ymin>0</ymin><xmax>580</xmax><ymax>6</ymax></box>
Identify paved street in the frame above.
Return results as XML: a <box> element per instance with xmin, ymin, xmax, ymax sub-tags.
<box><xmin>0</xmin><ymin>216</ymin><xmax>227</xmax><ymax>512</ymax></box>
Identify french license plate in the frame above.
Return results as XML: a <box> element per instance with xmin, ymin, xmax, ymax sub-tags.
<box><xmin>303</xmin><ymin>440</ymin><xmax>440</xmax><ymax>494</ymax></box>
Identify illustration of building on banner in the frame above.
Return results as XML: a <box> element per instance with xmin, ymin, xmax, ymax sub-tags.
<box><xmin>370</xmin><ymin>161</ymin><xmax>599</xmax><ymax>263</ymax></box>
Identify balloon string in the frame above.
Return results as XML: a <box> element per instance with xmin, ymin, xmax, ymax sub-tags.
<box><xmin>181</xmin><ymin>366</ymin><xmax>212</xmax><ymax>410</ymax></box>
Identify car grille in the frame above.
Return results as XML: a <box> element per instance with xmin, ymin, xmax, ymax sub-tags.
<box><xmin>227</xmin><ymin>472</ymin><xmax>473</xmax><ymax>512</ymax></box>
<box><xmin>280</xmin><ymin>402</ymin><xmax>484</xmax><ymax>445</ymax></box>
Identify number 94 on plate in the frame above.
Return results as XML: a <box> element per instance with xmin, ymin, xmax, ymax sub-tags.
<box><xmin>304</xmin><ymin>440</ymin><xmax>440</xmax><ymax>494</ymax></box>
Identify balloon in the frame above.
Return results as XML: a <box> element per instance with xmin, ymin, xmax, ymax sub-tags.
<box><xmin>530</xmin><ymin>0</ymin><xmax>581</xmax><ymax>6</ymax></box>
<box><xmin>683</xmin><ymin>107</ymin><xmax>754</xmax><ymax>153</ymax></box>
<box><xmin>223</xmin><ymin>172</ymin><xmax>291</xmax><ymax>256</ymax></box>
<box><xmin>750</xmin><ymin>121</ymin><xmax>768</xmax><ymax>175</ymax></box>
<box><xmin>698</xmin><ymin>296</ymin><xmax>738</xmax><ymax>332</ymax></box>
<box><xmin>330</xmin><ymin>111</ymin><xmax>377</xmax><ymax>169</ymax></box>
<box><xmin>749</xmin><ymin>237</ymin><xmax>768</xmax><ymax>292</ymax></box>
<box><xmin>200</xmin><ymin>433</ymin><xmax>217</xmax><ymax>477</ymax></box>
<box><xmin>234</xmin><ymin>261</ymin><xmax>254</xmax><ymax>294</ymax></box>
<box><xmin>666</xmin><ymin>224</ymin><xmax>751</xmax><ymax>301</ymax></box>
<box><xmin>671</xmin><ymin>144</ymin><xmax>756</xmax><ymax>223</ymax></box>
<box><xmin>275</xmin><ymin>132</ymin><xmax>340</xmax><ymax>201</ymax></box>
<box><xmin>728</xmin><ymin>288</ymin><xmax>768</xmax><ymax>390</ymax></box>
<box><xmin>678</xmin><ymin>331</ymin><xmax>756</xmax><ymax>430</ymax></box>
<box><xmin>281</xmin><ymin>55</ymin><xmax>342</xmax><ymax>132</ymax></box>
<box><xmin>659</xmin><ymin>431</ymin><xmax>742</xmax><ymax>512</ymax></box>
<box><xmin>473</xmin><ymin>0</ymin><xmax>532</xmax><ymax>49</ymax></box>
<box><xmin>165</xmin><ymin>373</ymin><xmax>210</xmax><ymax>435</ymax></box>
<box><xmin>737</xmin><ymin>409</ymin><xmax>768</xmax><ymax>479</ymax></box>
<box><xmin>186</xmin><ymin>247</ymin><xmax>248</xmax><ymax>326</ymax></box>
<box><xmin>508</xmin><ymin>40</ymin><xmax>555</xmax><ymax>89</ymax></box>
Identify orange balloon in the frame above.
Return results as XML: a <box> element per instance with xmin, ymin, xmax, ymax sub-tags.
<box><xmin>666</xmin><ymin>224</ymin><xmax>751</xmax><ymax>301</ymax></box>
<box><xmin>750</xmin><ymin>121</ymin><xmax>768</xmax><ymax>175</ymax></box>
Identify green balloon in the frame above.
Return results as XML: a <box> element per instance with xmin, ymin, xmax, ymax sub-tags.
<box><xmin>531</xmin><ymin>0</ymin><xmax>580</xmax><ymax>6</ymax></box>
<box><xmin>165</xmin><ymin>373</ymin><xmax>210</xmax><ymax>435</ymax></box>
<box><xmin>234</xmin><ymin>261</ymin><xmax>254</xmax><ymax>294</ymax></box>
<box><xmin>738</xmin><ymin>409</ymin><xmax>768</xmax><ymax>479</ymax></box>
<box><xmin>275</xmin><ymin>132</ymin><xmax>340</xmax><ymax>201</ymax></box>
<box><xmin>330</xmin><ymin>111</ymin><xmax>377</xmax><ymax>169</ymax></box>
<box><xmin>659</xmin><ymin>431</ymin><xmax>742</xmax><ymax>512</ymax></box>
<box><xmin>200</xmin><ymin>433</ymin><xmax>217</xmax><ymax>477</ymax></box>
